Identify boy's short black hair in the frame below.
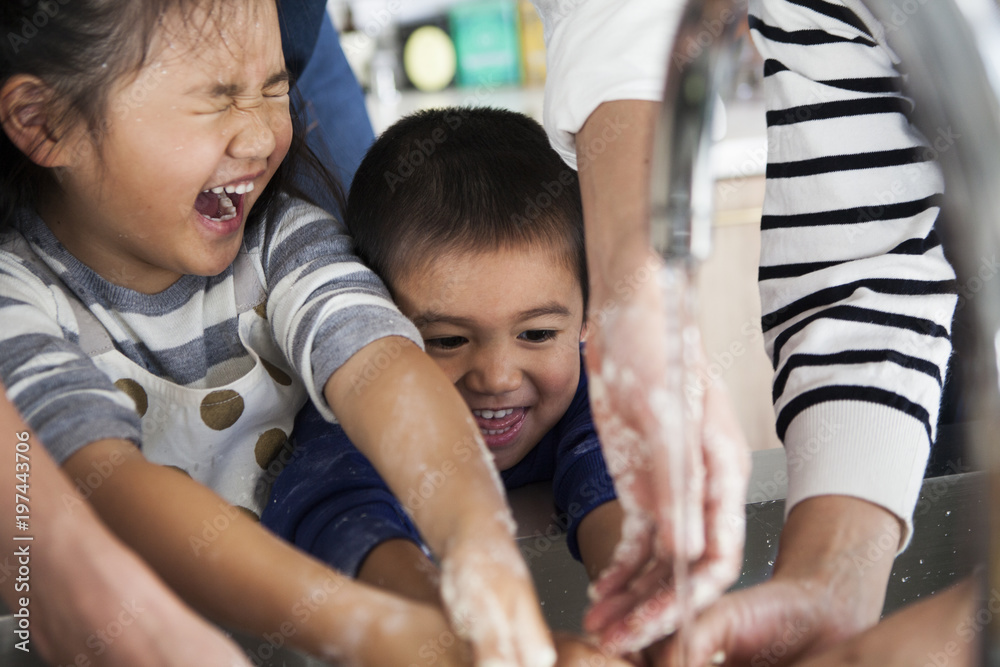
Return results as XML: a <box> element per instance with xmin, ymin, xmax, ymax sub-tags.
<box><xmin>346</xmin><ymin>107</ymin><xmax>586</xmax><ymax>308</ymax></box>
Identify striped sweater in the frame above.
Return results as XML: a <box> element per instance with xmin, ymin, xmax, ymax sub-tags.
<box><xmin>538</xmin><ymin>0</ymin><xmax>958</xmax><ymax>544</ymax></box>
<box><xmin>0</xmin><ymin>197</ymin><xmax>421</xmax><ymax>463</ymax></box>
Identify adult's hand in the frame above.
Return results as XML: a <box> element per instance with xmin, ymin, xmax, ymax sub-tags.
<box><xmin>789</xmin><ymin>576</ymin><xmax>976</xmax><ymax>667</ymax></box>
<box><xmin>575</xmin><ymin>100</ymin><xmax>750</xmax><ymax>654</ymax></box>
<box><xmin>649</xmin><ymin>496</ymin><xmax>905</xmax><ymax>666</ymax></box>
<box><xmin>582</xmin><ymin>279</ymin><xmax>750</xmax><ymax>652</ymax></box>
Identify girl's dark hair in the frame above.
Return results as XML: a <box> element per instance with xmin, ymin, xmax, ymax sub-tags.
<box><xmin>346</xmin><ymin>107</ymin><xmax>587</xmax><ymax>310</ymax></box>
<box><xmin>0</xmin><ymin>0</ymin><xmax>343</xmax><ymax>230</ymax></box>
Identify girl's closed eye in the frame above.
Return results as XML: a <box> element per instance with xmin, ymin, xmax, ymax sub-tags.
<box><xmin>264</xmin><ymin>82</ymin><xmax>291</xmax><ymax>99</ymax></box>
<box><xmin>425</xmin><ymin>335</ymin><xmax>468</xmax><ymax>350</ymax></box>
<box><xmin>518</xmin><ymin>329</ymin><xmax>558</xmax><ymax>343</ymax></box>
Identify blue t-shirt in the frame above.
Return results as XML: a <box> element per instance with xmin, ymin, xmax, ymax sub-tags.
<box><xmin>261</xmin><ymin>357</ymin><xmax>617</xmax><ymax>576</ymax></box>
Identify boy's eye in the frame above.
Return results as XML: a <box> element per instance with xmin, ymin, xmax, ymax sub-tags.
<box><xmin>519</xmin><ymin>330</ymin><xmax>557</xmax><ymax>343</ymax></box>
<box><xmin>425</xmin><ymin>336</ymin><xmax>468</xmax><ymax>350</ymax></box>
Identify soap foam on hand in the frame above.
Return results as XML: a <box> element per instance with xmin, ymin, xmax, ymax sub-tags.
<box><xmin>439</xmin><ymin>527</ymin><xmax>556</xmax><ymax>667</ymax></box>
<box><xmin>581</xmin><ymin>263</ymin><xmax>749</xmax><ymax>658</ymax></box>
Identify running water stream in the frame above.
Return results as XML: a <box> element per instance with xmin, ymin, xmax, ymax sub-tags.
<box><xmin>660</xmin><ymin>260</ymin><xmax>702</xmax><ymax>667</ymax></box>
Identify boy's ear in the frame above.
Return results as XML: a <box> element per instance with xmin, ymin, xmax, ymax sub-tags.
<box><xmin>0</xmin><ymin>74</ymin><xmax>76</xmax><ymax>169</ymax></box>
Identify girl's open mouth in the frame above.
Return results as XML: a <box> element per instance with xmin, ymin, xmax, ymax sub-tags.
<box><xmin>195</xmin><ymin>182</ymin><xmax>254</xmax><ymax>223</ymax></box>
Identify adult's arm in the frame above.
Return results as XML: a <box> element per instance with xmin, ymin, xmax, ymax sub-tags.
<box><xmin>534</xmin><ymin>0</ymin><xmax>956</xmax><ymax>658</ymax></box>
<box><xmin>534</xmin><ymin>0</ymin><xmax>750</xmax><ymax>652</ymax></box>
<box><xmin>664</xmin><ymin>0</ymin><xmax>959</xmax><ymax>663</ymax></box>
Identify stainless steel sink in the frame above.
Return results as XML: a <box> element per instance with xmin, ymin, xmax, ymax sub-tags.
<box><xmin>515</xmin><ymin>447</ymin><xmax>982</xmax><ymax>633</ymax></box>
<box><xmin>2</xmin><ymin>449</ymin><xmax>976</xmax><ymax>665</ymax></box>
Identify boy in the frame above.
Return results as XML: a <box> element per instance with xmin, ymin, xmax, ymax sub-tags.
<box><xmin>263</xmin><ymin>107</ymin><xmax>623</xmax><ymax>604</ymax></box>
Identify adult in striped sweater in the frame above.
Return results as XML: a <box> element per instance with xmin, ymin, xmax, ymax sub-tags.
<box><xmin>535</xmin><ymin>0</ymin><xmax>960</xmax><ymax>663</ymax></box>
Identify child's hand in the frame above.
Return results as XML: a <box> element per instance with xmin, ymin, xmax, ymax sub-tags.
<box><xmin>351</xmin><ymin>596</ymin><xmax>474</xmax><ymax>667</ymax></box>
<box><xmin>581</xmin><ymin>255</ymin><xmax>750</xmax><ymax>653</ymax></box>
<box><xmin>440</xmin><ymin>529</ymin><xmax>557</xmax><ymax>667</ymax></box>
<box><xmin>328</xmin><ymin>339</ymin><xmax>557</xmax><ymax>666</ymax></box>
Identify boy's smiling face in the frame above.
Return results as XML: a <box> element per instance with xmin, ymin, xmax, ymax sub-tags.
<box><xmin>392</xmin><ymin>246</ymin><xmax>585</xmax><ymax>471</ymax></box>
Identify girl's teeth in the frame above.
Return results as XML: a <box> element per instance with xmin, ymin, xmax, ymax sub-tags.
<box><xmin>473</xmin><ymin>408</ymin><xmax>515</xmax><ymax>419</ymax></box>
<box><xmin>484</xmin><ymin>426</ymin><xmax>513</xmax><ymax>435</ymax></box>
<box><xmin>223</xmin><ymin>182</ymin><xmax>254</xmax><ymax>195</ymax></box>
<box><xmin>202</xmin><ymin>182</ymin><xmax>255</xmax><ymax>195</ymax></box>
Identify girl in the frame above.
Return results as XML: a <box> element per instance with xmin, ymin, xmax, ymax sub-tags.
<box><xmin>0</xmin><ymin>1</ymin><xmax>555</xmax><ymax>665</ymax></box>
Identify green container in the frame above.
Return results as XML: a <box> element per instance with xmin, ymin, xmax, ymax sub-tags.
<box><xmin>448</xmin><ymin>0</ymin><xmax>522</xmax><ymax>87</ymax></box>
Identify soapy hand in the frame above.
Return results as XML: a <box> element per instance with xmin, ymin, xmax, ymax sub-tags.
<box><xmin>649</xmin><ymin>496</ymin><xmax>910</xmax><ymax>666</ymax></box>
<box><xmin>582</xmin><ymin>257</ymin><xmax>750</xmax><ymax>654</ymax></box>
<box><xmin>440</xmin><ymin>523</ymin><xmax>557</xmax><ymax>667</ymax></box>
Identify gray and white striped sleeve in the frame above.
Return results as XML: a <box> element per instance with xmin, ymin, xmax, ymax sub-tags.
<box><xmin>255</xmin><ymin>198</ymin><xmax>422</xmax><ymax>422</ymax></box>
<box><xmin>0</xmin><ymin>252</ymin><xmax>141</xmax><ymax>462</ymax></box>
<box><xmin>750</xmin><ymin>0</ymin><xmax>958</xmax><ymax>546</ymax></box>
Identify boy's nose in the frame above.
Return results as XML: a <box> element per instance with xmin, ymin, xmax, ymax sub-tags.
<box><xmin>465</xmin><ymin>351</ymin><xmax>521</xmax><ymax>396</ymax></box>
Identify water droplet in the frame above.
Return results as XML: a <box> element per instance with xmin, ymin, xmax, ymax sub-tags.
<box><xmin>945</xmin><ymin>510</ymin><xmax>952</xmax><ymax>517</ymax></box>
<box><xmin>901</xmin><ymin>576</ymin><xmax>909</xmax><ymax>583</ymax></box>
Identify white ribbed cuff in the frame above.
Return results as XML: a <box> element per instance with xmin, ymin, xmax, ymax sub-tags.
<box><xmin>783</xmin><ymin>401</ymin><xmax>930</xmax><ymax>551</ymax></box>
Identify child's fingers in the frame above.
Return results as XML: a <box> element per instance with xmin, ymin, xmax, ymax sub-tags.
<box><xmin>513</xmin><ymin>591</ymin><xmax>558</xmax><ymax>667</ymax></box>
<box><xmin>440</xmin><ymin>544</ymin><xmax>555</xmax><ymax>667</ymax></box>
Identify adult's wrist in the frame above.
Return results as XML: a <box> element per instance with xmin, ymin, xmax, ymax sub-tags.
<box><xmin>587</xmin><ymin>247</ymin><xmax>663</xmax><ymax>311</ymax></box>
<box><xmin>774</xmin><ymin>495</ymin><xmax>901</xmax><ymax>629</ymax></box>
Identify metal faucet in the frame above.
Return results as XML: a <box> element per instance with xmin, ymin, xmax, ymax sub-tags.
<box><xmin>650</xmin><ymin>0</ymin><xmax>746</xmax><ymax>261</ymax></box>
<box><xmin>652</xmin><ymin>0</ymin><xmax>1000</xmax><ymax>662</ymax></box>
